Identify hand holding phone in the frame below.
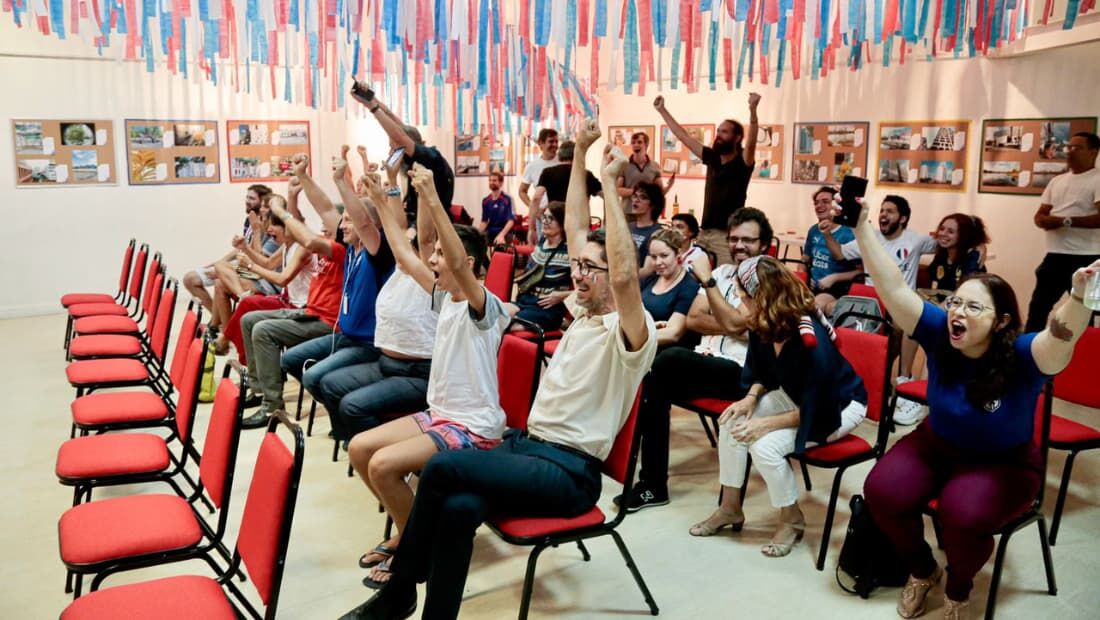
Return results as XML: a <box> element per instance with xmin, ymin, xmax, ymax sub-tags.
<box><xmin>386</xmin><ymin>147</ymin><xmax>406</xmax><ymax>169</ymax></box>
<box><xmin>833</xmin><ymin>175</ymin><xmax>868</xmax><ymax>227</ymax></box>
<box><xmin>350</xmin><ymin>80</ymin><xmax>375</xmax><ymax>107</ymax></box>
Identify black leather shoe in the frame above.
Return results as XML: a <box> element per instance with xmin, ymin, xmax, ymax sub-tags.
<box><xmin>242</xmin><ymin>392</ymin><xmax>263</xmax><ymax>409</ymax></box>
<box><xmin>337</xmin><ymin>583</ymin><xmax>416</xmax><ymax>620</ymax></box>
<box><xmin>241</xmin><ymin>411</ymin><xmax>271</xmax><ymax>430</ymax></box>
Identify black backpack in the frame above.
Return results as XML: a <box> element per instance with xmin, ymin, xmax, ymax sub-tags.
<box><xmin>836</xmin><ymin>494</ymin><xmax>910</xmax><ymax>598</ymax></box>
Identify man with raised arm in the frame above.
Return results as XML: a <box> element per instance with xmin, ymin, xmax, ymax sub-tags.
<box><xmin>654</xmin><ymin>92</ymin><xmax>760</xmax><ymax>265</ymax></box>
<box><xmin>339</xmin><ymin>120</ymin><xmax>658</xmax><ymax>620</ymax></box>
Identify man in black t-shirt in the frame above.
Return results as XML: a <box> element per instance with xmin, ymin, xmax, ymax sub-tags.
<box><xmin>531</xmin><ymin>139</ymin><xmax>603</xmax><ymax>205</ymax></box>
<box><xmin>654</xmin><ymin>92</ymin><xmax>761</xmax><ymax>265</ymax></box>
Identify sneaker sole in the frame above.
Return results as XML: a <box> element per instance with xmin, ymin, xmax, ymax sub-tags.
<box><xmin>625</xmin><ymin>498</ymin><xmax>670</xmax><ymax>514</ymax></box>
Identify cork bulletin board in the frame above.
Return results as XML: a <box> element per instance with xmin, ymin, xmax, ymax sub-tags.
<box><xmin>125</xmin><ymin>119</ymin><xmax>220</xmax><ymax>185</ymax></box>
<box><xmin>454</xmin><ymin>133</ymin><xmax>515</xmax><ymax>176</ymax></box>
<box><xmin>13</xmin><ymin>119</ymin><xmax>116</xmax><ymax>187</ymax></box>
<box><xmin>226</xmin><ymin>120</ymin><xmax>312</xmax><ymax>182</ymax></box>
<box><xmin>978</xmin><ymin>117</ymin><xmax>1097</xmax><ymax>195</ymax></box>
<box><xmin>659</xmin><ymin>123</ymin><xmax>714</xmax><ymax>179</ymax></box>
<box><xmin>876</xmin><ymin>120</ymin><xmax>970</xmax><ymax>192</ymax></box>
<box><xmin>752</xmin><ymin>123</ymin><xmax>785</xmax><ymax>182</ymax></box>
<box><xmin>791</xmin><ymin>121</ymin><xmax>869</xmax><ymax>185</ymax></box>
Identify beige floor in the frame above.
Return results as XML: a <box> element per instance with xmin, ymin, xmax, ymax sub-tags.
<box><xmin>4</xmin><ymin>312</ymin><xmax>1099</xmax><ymax>619</ymax></box>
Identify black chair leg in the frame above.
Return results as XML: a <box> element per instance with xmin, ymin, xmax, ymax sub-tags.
<box><xmin>295</xmin><ymin>384</ymin><xmax>305</xmax><ymax>422</ymax></box>
<box><xmin>306</xmin><ymin>401</ymin><xmax>317</xmax><ymax>437</ymax></box>
<box><xmin>1049</xmin><ymin>451</ymin><xmax>1077</xmax><ymax>546</ymax></box>
<box><xmin>1036</xmin><ymin>517</ymin><xmax>1058</xmax><ymax>595</ymax></box>
<box><xmin>576</xmin><ymin>540</ymin><xmax>591</xmax><ymax>561</ymax></box>
<box><xmin>609</xmin><ymin>530</ymin><xmax>659</xmax><ymax>616</ymax></box>
<box><xmin>332</xmin><ymin>438</ymin><xmax>340</xmax><ymax>463</ymax></box>
<box><xmin>65</xmin><ymin>570</ymin><xmax>73</xmax><ymax>594</ymax></box>
<box><xmin>984</xmin><ymin>530</ymin><xmax>1013</xmax><ymax>620</ymax></box>
<box><xmin>815</xmin><ymin>467</ymin><xmax>847</xmax><ymax>571</ymax></box>
<box><xmin>517</xmin><ymin>544</ymin><xmax>547</xmax><ymax>620</ymax></box>
<box><xmin>697</xmin><ymin>413</ymin><xmax>717</xmax><ymax>448</ymax></box>
<box><xmin>800</xmin><ymin>461</ymin><xmax>813</xmax><ymax>491</ymax></box>
<box><xmin>384</xmin><ymin>515</ymin><xmax>394</xmax><ymax>540</ymax></box>
<box><xmin>73</xmin><ymin>573</ymin><xmax>83</xmax><ymax>598</ymax></box>
<box><xmin>739</xmin><ymin>454</ymin><xmax>753</xmax><ymax>506</ymax></box>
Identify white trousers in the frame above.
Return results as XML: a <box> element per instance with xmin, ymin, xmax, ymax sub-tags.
<box><xmin>719</xmin><ymin>390</ymin><xmax>866</xmax><ymax>508</ymax></box>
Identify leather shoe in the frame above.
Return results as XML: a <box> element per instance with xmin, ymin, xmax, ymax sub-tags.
<box><xmin>241</xmin><ymin>411</ymin><xmax>271</xmax><ymax>430</ymax></box>
<box><xmin>338</xmin><ymin>583</ymin><xmax>416</xmax><ymax>620</ymax></box>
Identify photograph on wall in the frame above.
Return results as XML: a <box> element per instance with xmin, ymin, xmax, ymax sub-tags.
<box><xmin>876</xmin><ymin>120</ymin><xmax>969</xmax><ymax>192</ymax></box>
<box><xmin>227</xmin><ymin>120</ymin><xmax>310</xmax><ymax>183</ymax></box>
<box><xmin>977</xmin><ymin>117</ymin><xmax>1096</xmax><ymax>195</ymax></box>
<box><xmin>752</xmin><ymin>124</ymin><xmax>784</xmax><ymax>182</ymax></box>
<box><xmin>791</xmin><ymin>121</ymin><xmax>869</xmax><ymax>184</ymax></box>
<box><xmin>659</xmin><ymin>124</ymin><xmax>713</xmax><ymax>178</ymax></box>
<box><xmin>453</xmin><ymin>132</ymin><xmax>514</xmax><ymax>177</ymax></box>
<box><xmin>608</xmin><ymin>125</ymin><xmax>656</xmax><ymax>158</ymax></box>
<box><xmin>12</xmin><ymin>119</ymin><xmax>116</xmax><ymax>187</ymax></box>
<box><xmin>124</xmin><ymin>119</ymin><xmax>219</xmax><ymax>185</ymax></box>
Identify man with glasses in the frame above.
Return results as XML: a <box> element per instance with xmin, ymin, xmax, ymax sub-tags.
<box><xmin>341</xmin><ymin>119</ymin><xmax>657</xmax><ymax>620</ymax></box>
<box><xmin>802</xmin><ymin>186</ymin><xmax>862</xmax><ymax>314</ymax></box>
<box><xmin>617</xmin><ymin>207</ymin><xmax>773</xmax><ymax>512</ymax></box>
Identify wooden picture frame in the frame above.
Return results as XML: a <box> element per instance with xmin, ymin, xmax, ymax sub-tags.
<box><xmin>454</xmin><ymin>132</ymin><xmax>515</xmax><ymax>177</ymax></box>
<box><xmin>226</xmin><ymin>120</ymin><xmax>311</xmax><ymax>183</ymax></box>
<box><xmin>659</xmin><ymin>123</ymin><xmax>714</xmax><ymax>179</ymax></box>
<box><xmin>978</xmin><ymin>117</ymin><xmax>1097</xmax><ymax>195</ymax></box>
<box><xmin>125</xmin><ymin>119</ymin><xmax>220</xmax><ymax>185</ymax></box>
<box><xmin>13</xmin><ymin>119</ymin><xmax>116</xmax><ymax>187</ymax></box>
<box><xmin>876</xmin><ymin>120</ymin><xmax>971</xmax><ymax>192</ymax></box>
<box><xmin>752</xmin><ymin>123</ymin><xmax>785</xmax><ymax>182</ymax></box>
<box><xmin>791</xmin><ymin>121</ymin><xmax>870</xmax><ymax>185</ymax></box>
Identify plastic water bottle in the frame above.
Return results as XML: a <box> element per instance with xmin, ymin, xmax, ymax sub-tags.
<box><xmin>1084</xmin><ymin>270</ymin><xmax>1100</xmax><ymax>311</ymax></box>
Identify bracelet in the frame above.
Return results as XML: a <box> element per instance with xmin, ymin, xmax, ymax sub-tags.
<box><xmin>384</xmin><ymin>186</ymin><xmax>402</xmax><ymax>197</ymax></box>
<box><xmin>744</xmin><ymin>393</ymin><xmax>759</xmax><ymax>400</ymax></box>
<box><xmin>1070</xmin><ymin>291</ymin><xmax>1086</xmax><ymax>305</ymax></box>
<box><xmin>369</xmin><ymin>104</ymin><xmax>380</xmax><ymax>114</ymax></box>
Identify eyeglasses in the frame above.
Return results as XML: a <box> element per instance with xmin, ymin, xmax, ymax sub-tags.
<box><xmin>539</xmin><ymin>213</ymin><xmax>555</xmax><ymax>223</ymax></box>
<box><xmin>728</xmin><ymin>236</ymin><xmax>760</xmax><ymax>245</ymax></box>
<box><xmin>943</xmin><ymin>296</ymin><xmax>994</xmax><ymax>317</ymax></box>
<box><xmin>570</xmin><ymin>258</ymin><xmax>610</xmax><ymax>278</ymax></box>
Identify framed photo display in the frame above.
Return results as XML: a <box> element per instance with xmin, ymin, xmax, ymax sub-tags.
<box><xmin>13</xmin><ymin>119</ymin><xmax>116</xmax><ymax>187</ymax></box>
<box><xmin>125</xmin><ymin>119</ymin><xmax>220</xmax><ymax>185</ymax></box>
<box><xmin>659</xmin><ymin>123</ymin><xmax>714</xmax><ymax>179</ymax></box>
<box><xmin>752</xmin><ymin>123</ymin><xmax>785</xmax><ymax>182</ymax></box>
<box><xmin>978</xmin><ymin>117</ymin><xmax>1097</xmax><ymax>195</ymax></box>
<box><xmin>454</xmin><ymin>133</ymin><xmax>515</xmax><ymax>176</ymax></box>
<box><xmin>876</xmin><ymin>120</ymin><xmax>970</xmax><ymax>191</ymax></box>
<box><xmin>791</xmin><ymin>122</ymin><xmax>869</xmax><ymax>185</ymax></box>
<box><xmin>226</xmin><ymin>120</ymin><xmax>311</xmax><ymax>182</ymax></box>
<box><xmin>607</xmin><ymin>125</ymin><xmax>656</xmax><ymax>160</ymax></box>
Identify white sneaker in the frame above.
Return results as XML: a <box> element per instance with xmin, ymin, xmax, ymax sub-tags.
<box><xmin>894</xmin><ymin>396</ymin><xmax>927</xmax><ymax>426</ymax></box>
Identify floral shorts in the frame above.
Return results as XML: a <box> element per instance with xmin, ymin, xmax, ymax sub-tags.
<box><xmin>412</xmin><ymin>411</ymin><xmax>501</xmax><ymax>452</ymax></box>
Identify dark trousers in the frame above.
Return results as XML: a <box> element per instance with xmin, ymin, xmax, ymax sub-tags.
<box><xmin>390</xmin><ymin>431</ymin><xmax>601</xmax><ymax>619</ymax></box>
<box><xmin>280</xmin><ymin>333</ymin><xmax>380</xmax><ymax>431</ymax></box>
<box><xmin>1026</xmin><ymin>252</ymin><xmax>1099</xmax><ymax>332</ymax></box>
<box><xmin>637</xmin><ymin>347</ymin><xmax>746</xmax><ymax>492</ymax></box>
<box><xmin>324</xmin><ymin>356</ymin><xmax>432</xmax><ymax>440</ymax></box>
<box><xmin>864</xmin><ymin>422</ymin><xmax>1041</xmax><ymax>601</ymax></box>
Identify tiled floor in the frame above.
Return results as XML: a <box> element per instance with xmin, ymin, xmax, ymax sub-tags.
<box><xmin>4</xmin><ymin>311</ymin><xmax>1099</xmax><ymax>619</ymax></box>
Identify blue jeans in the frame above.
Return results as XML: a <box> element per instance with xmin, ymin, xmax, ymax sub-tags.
<box><xmin>320</xmin><ymin>355</ymin><xmax>432</xmax><ymax>440</ymax></box>
<box><xmin>280</xmin><ymin>333</ymin><xmax>379</xmax><ymax>422</ymax></box>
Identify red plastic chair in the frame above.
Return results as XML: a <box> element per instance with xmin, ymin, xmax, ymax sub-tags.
<box><xmin>497</xmin><ymin>332</ymin><xmax>544</xmax><ymax>432</ymax></box>
<box><xmin>68</xmin><ymin>277</ymin><xmax>177</xmax><ymax>362</ymax></box>
<box><xmin>848</xmin><ymin>282</ymin><xmax>883</xmax><ymax>313</ymax></box>
<box><xmin>66</xmin><ymin>251</ymin><xmax>160</xmax><ymax>320</ymax></box>
<box><xmin>68</xmin><ymin>257</ymin><xmax>163</xmax><ymax>352</ymax></box>
<box><xmin>792</xmin><ymin>270</ymin><xmax>809</xmax><ymax>284</ymax></box>
<box><xmin>60</xmin><ymin>238</ymin><xmax>136</xmax><ymax>307</ymax></box>
<box><xmin>486</xmin><ymin>248</ymin><xmax>516</xmax><ymax>302</ymax></box>
<box><xmin>486</xmin><ymin>390</ymin><xmax>659</xmax><ymax>619</ymax></box>
<box><xmin>1048</xmin><ymin>326</ymin><xmax>1100</xmax><ymax>545</ymax></box>
<box><xmin>63</xmin><ymin>244</ymin><xmax>150</xmax><ymax>351</ymax></box>
<box><xmin>896</xmin><ymin>379</ymin><xmax>929</xmax><ymax>404</ymax></box>
<box><xmin>60</xmin><ymin>411</ymin><xmax>304</xmax><ymax>620</ymax></box>
<box><xmin>57</xmin><ymin>337</ymin><xmax>207</xmax><ymax>509</ymax></box>
<box><xmin>59</xmin><ymin>365</ymin><xmax>247</xmax><ymax>598</ymax></box>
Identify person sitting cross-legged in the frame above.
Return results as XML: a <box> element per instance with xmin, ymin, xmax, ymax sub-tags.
<box><xmin>339</xmin><ymin>119</ymin><xmax>658</xmax><ymax>620</ymax></box>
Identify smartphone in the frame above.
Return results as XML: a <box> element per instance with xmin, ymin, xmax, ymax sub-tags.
<box><xmin>834</xmin><ymin>175</ymin><xmax>868</xmax><ymax>227</ymax></box>
<box><xmin>350</xmin><ymin>80</ymin><xmax>374</xmax><ymax>104</ymax></box>
<box><xmin>386</xmin><ymin>147</ymin><xmax>406</xmax><ymax>168</ymax></box>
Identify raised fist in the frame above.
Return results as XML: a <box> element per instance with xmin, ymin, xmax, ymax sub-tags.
<box><xmin>748</xmin><ymin>92</ymin><xmax>761</xmax><ymax>109</ymax></box>
<box><xmin>291</xmin><ymin>153</ymin><xmax>309</xmax><ymax>176</ymax></box>
<box><xmin>576</xmin><ymin>118</ymin><xmax>602</xmax><ymax>150</ymax></box>
<box><xmin>653</xmin><ymin>95</ymin><xmax>665</xmax><ymax>111</ymax></box>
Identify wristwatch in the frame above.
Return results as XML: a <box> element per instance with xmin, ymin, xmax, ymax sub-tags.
<box><xmin>702</xmin><ymin>277</ymin><xmax>717</xmax><ymax>289</ymax></box>
<box><xmin>1063</xmin><ymin>217</ymin><xmax>1073</xmax><ymax>228</ymax></box>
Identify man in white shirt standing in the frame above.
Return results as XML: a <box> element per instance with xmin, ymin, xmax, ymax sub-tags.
<box><xmin>340</xmin><ymin>120</ymin><xmax>657</xmax><ymax>620</ymax></box>
<box><xmin>519</xmin><ymin>128</ymin><xmax>559</xmax><ymax>242</ymax></box>
<box><xmin>824</xmin><ymin>194</ymin><xmax>936</xmax><ymax>425</ymax></box>
<box><xmin>1026</xmin><ymin>131</ymin><xmax>1100</xmax><ymax>332</ymax></box>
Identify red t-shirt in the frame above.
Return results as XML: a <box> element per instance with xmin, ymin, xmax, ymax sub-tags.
<box><xmin>304</xmin><ymin>240</ymin><xmax>346</xmax><ymax>327</ymax></box>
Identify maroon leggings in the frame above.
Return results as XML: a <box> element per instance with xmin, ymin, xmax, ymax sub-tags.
<box><xmin>864</xmin><ymin>422</ymin><xmax>1041</xmax><ymax>602</ymax></box>
<box><xmin>223</xmin><ymin>295</ymin><xmax>291</xmax><ymax>363</ymax></box>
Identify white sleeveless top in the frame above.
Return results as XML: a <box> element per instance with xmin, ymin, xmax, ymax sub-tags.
<box><xmin>284</xmin><ymin>243</ymin><xmax>316</xmax><ymax>308</ymax></box>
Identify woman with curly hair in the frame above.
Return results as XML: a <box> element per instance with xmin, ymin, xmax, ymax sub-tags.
<box><xmin>926</xmin><ymin>213</ymin><xmax>990</xmax><ymax>295</ymax></box>
<box><xmin>857</xmin><ymin>197</ymin><xmax>1097</xmax><ymax>618</ymax></box>
<box><xmin>689</xmin><ymin>255</ymin><xmax>868</xmax><ymax>558</ymax></box>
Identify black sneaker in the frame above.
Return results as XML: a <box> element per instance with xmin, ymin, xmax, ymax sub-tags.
<box><xmin>616</xmin><ymin>485</ymin><xmax>670</xmax><ymax>513</ymax></box>
<box><xmin>241</xmin><ymin>411</ymin><xmax>271</xmax><ymax>430</ymax></box>
<box><xmin>338</xmin><ymin>582</ymin><xmax>417</xmax><ymax>620</ymax></box>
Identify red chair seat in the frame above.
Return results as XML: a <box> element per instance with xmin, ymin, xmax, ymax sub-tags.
<box><xmin>74</xmin><ymin>315</ymin><xmax>140</xmax><ymax>335</ymax></box>
<box><xmin>491</xmin><ymin>506</ymin><xmax>607</xmax><ymax>539</ymax></box>
<box><xmin>800</xmin><ymin>435</ymin><xmax>873</xmax><ymax>463</ymax></box>
<box><xmin>544</xmin><ymin>339</ymin><xmax>560</xmax><ymax>356</ymax></box>
<box><xmin>514</xmin><ymin>244</ymin><xmax>535</xmax><ymax>256</ymax></box>
<box><xmin>513</xmin><ymin>329</ymin><xmax>564</xmax><ymax>341</ymax></box>
<box><xmin>60</xmin><ymin>574</ymin><xmax>235</xmax><ymax>620</ymax></box>
<box><xmin>897</xmin><ymin>380</ymin><xmax>928</xmax><ymax>403</ymax></box>
<box><xmin>1050</xmin><ymin>414</ymin><xmax>1100</xmax><ymax>445</ymax></box>
<box><xmin>682</xmin><ymin>397</ymin><xmax>735</xmax><ymax>415</ymax></box>
<box><xmin>69</xmin><ymin>335</ymin><xmax>143</xmax><ymax>358</ymax></box>
<box><xmin>69</xmin><ymin>302</ymin><xmax>129</xmax><ymax>318</ymax></box>
<box><xmin>59</xmin><ymin>494</ymin><xmax>202</xmax><ymax>565</ymax></box>
<box><xmin>62</xmin><ymin>293</ymin><xmax>116</xmax><ymax>307</ymax></box>
<box><xmin>56</xmin><ymin>434</ymin><xmax>170</xmax><ymax>480</ymax></box>
<box><xmin>67</xmin><ymin>359</ymin><xmax>149</xmax><ymax>386</ymax></box>
<box><xmin>72</xmin><ymin>392</ymin><xmax>169</xmax><ymax>426</ymax></box>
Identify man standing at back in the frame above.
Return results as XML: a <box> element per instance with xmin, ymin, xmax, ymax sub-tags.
<box><xmin>654</xmin><ymin>92</ymin><xmax>760</xmax><ymax>264</ymax></box>
<box><xmin>339</xmin><ymin>119</ymin><xmax>657</xmax><ymax>620</ymax></box>
<box><xmin>615</xmin><ymin>131</ymin><xmax>674</xmax><ymax>197</ymax></box>
<box><xmin>519</xmin><ymin>129</ymin><xmax>559</xmax><ymax>241</ymax></box>
<box><xmin>1026</xmin><ymin>131</ymin><xmax>1100</xmax><ymax>331</ymax></box>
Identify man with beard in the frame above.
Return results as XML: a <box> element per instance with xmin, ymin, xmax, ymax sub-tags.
<box><xmin>477</xmin><ymin>171</ymin><xmax>515</xmax><ymax>247</ymax></box>
<box><xmin>824</xmin><ymin>195</ymin><xmax>936</xmax><ymax>425</ymax></box>
<box><xmin>654</xmin><ymin>92</ymin><xmax>760</xmax><ymax>265</ymax></box>
<box><xmin>617</xmin><ymin>207</ymin><xmax>772</xmax><ymax>512</ymax></box>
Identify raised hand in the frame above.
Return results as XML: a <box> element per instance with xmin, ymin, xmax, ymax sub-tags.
<box><xmin>287</xmin><ymin>176</ymin><xmax>303</xmax><ymax>197</ymax></box>
<box><xmin>332</xmin><ymin>145</ymin><xmax>350</xmax><ymax>183</ymax></box>
<box><xmin>602</xmin><ymin>146</ymin><xmax>628</xmax><ymax>179</ymax></box>
<box><xmin>576</xmin><ymin>118</ymin><xmax>602</xmax><ymax>150</ymax></box>
<box><xmin>408</xmin><ymin>165</ymin><xmax>435</xmax><ymax>194</ymax></box>
<box><xmin>291</xmin><ymin>153</ymin><xmax>310</xmax><ymax>177</ymax></box>
<box><xmin>653</xmin><ymin>95</ymin><xmax>665</xmax><ymax>111</ymax></box>
<box><xmin>748</xmin><ymin>92</ymin><xmax>761</xmax><ymax>109</ymax></box>
<box><xmin>1071</xmin><ymin>259</ymin><xmax>1100</xmax><ymax>297</ymax></box>
<box><xmin>231</xmin><ymin>235</ymin><xmax>246</xmax><ymax>250</ymax></box>
<box><xmin>688</xmin><ymin>251</ymin><xmax>713</xmax><ymax>284</ymax></box>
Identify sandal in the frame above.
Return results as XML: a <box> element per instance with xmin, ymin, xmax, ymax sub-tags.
<box><xmin>362</xmin><ymin>557</ymin><xmax>393</xmax><ymax>590</ymax></box>
<box><xmin>688</xmin><ymin>509</ymin><xmax>745</xmax><ymax>537</ymax></box>
<box><xmin>942</xmin><ymin>593</ymin><xmax>970</xmax><ymax>620</ymax></box>
<box><xmin>897</xmin><ymin>566</ymin><xmax>943</xmax><ymax>618</ymax></box>
<box><xmin>760</xmin><ymin>521</ymin><xmax>805</xmax><ymax>558</ymax></box>
<box><xmin>357</xmin><ymin>543</ymin><xmax>395</xmax><ymax>569</ymax></box>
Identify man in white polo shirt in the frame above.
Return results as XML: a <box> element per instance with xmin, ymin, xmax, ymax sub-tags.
<box><xmin>519</xmin><ymin>128</ymin><xmax>559</xmax><ymax>242</ymax></box>
<box><xmin>1026</xmin><ymin>131</ymin><xmax>1100</xmax><ymax>332</ymax></box>
<box><xmin>340</xmin><ymin>120</ymin><xmax>657</xmax><ymax>620</ymax></box>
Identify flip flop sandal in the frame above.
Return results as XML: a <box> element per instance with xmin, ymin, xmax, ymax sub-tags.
<box><xmin>358</xmin><ymin>543</ymin><xmax>395</xmax><ymax>569</ymax></box>
<box><xmin>362</xmin><ymin>557</ymin><xmax>393</xmax><ymax>590</ymax></box>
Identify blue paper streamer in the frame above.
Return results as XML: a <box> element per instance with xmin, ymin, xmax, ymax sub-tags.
<box><xmin>478</xmin><ymin>0</ymin><xmax>489</xmax><ymax>95</ymax></box>
<box><xmin>671</xmin><ymin>39</ymin><xmax>681</xmax><ymax>90</ymax></box>
<box><xmin>708</xmin><ymin>19</ymin><xmax>718</xmax><ymax>90</ymax></box>
<box><xmin>48</xmin><ymin>0</ymin><xmax>65</xmax><ymax>38</ymax></box>
<box><xmin>736</xmin><ymin>0</ymin><xmax>750</xmax><ymax>21</ymax></box>
<box><xmin>594</xmin><ymin>0</ymin><xmax>608</xmax><ymax>38</ymax></box>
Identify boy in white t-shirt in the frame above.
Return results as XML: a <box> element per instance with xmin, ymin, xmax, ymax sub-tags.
<box><xmin>519</xmin><ymin>128</ymin><xmax>560</xmax><ymax>243</ymax></box>
<box><xmin>347</xmin><ymin>165</ymin><xmax>508</xmax><ymax>588</ymax></box>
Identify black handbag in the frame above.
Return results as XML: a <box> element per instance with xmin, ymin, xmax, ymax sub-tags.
<box><xmin>836</xmin><ymin>494</ymin><xmax>910</xmax><ymax>599</ymax></box>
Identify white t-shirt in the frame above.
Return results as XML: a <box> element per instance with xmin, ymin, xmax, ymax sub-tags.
<box><xmin>526</xmin><ymin>295</ymin><xmax>658</xmax><ymax>460</ymax></box>
<box><xmin>522</xmin><ymin>157</ymin><xmax>557</xmax><ymax>236</ymax></box>
<box><xmin>693</xmin><ymin>263</ymin><xmax>748</xmax><ymax>365</ymax></box>
<box><xmin>841</xmin><ymin>229</ymin><xmax>937</xmax><ymax>289</ymax></box>
<box><xmin>283</xmin><ymin>243</ymin><xmax>316</xmax><ymax>308</ymax></box>
<box><xmin>425</xmin><ymin>287</ymin><xmax>510</xmax><ymax>440</ymax></box>
<box><xmin>374</xmin><ymin>269</ymin><xmax>438</xmax><ymax>358</ymax></box>
<box><xmin>1041</xmin><ymin>167</ymin><xmax>1100</xmax><ymax>255</ymax></box>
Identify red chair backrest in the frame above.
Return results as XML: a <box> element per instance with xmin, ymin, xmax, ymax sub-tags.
<box><xmin>168</xmin><ymin>308</ymin><xmax>201</xmax><ymax>388</ymax></box>
<box><xmin>485</xmin><ymin>250</ymin><xmax>514</xmax><ymax>302</ymax></box>
<box><xmin>835</xmin><ymin>326</ymin><xmax>894</xmax><ymax>424</ymax></box>
<box><xmin>173</xmin><ymin>339</ymin><xmax>206</xmax><ymax>443</ymax></box>
<box><xmin>766</xmin><ymin>238</ymin><xmax>780</xmax><ymax>257</ymax></box>
<box><xmin>128</xmin><ymin>245</ymin><xmax>149</xmax><ymax>303</ymax></box>
<box><xmin>793</xmin><ymin>270</ymin><xmax>809</xmax><ymax>284</ymax></box>
<box><xmin>117</xmin><ymin>239</ymin><xmax>136</xmax><ymax>294</ymax></box>
<box><xmin>148</xmin><ymin>279</ymin><xmax>177</xmax><ymax>362</ymax></box>
<box><xmin>199</xmin><ymin>377</ymin><xmax>243</xmax><ymax>510</ymax></box>
<box><xmin>139</xmin><ymin>256</ymin><xmax>162</xmax><ymax>317</ymax></box>
<box><xmin>603</xmin><ymin>389</ymin><xmax>644</xmax><ymax>484</ymax></box>
<box><xmin>1053</xmin><ymin>327</ymin><xmax>1100</xmax><ymax>409</ymax></box>
<box><xmin>497</xmin><ymin>334</ymin><xmax>540</xmax><ymax>431</ymax></box>
<box><xmin>237</xmin><ymin>423</ymin><xmax>303</xmax><ymax>608</ymax></box>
